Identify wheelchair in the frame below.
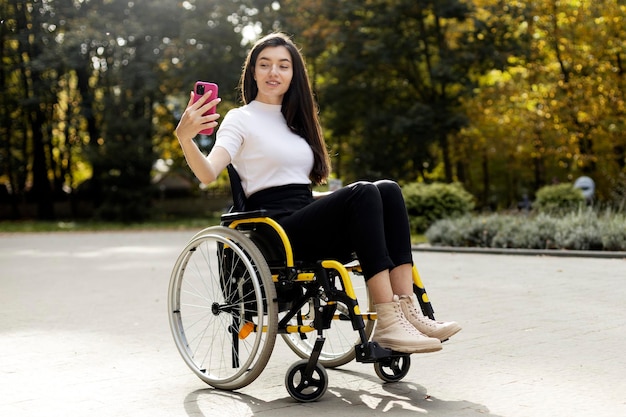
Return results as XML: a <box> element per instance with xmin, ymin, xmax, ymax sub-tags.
<box><xmin>168</xmin><ymin>166</ymin><xmax>438</xmax><ymax>402</ymax></box>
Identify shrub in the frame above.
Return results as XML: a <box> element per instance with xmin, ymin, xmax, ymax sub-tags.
<box><xmin>533</xmin><ymin>183</ymin><xmax>585</xmax><ymax>215</ymax></box>
<box><xmin>403</xmin><ymin>182</ymin><xmax>475</xmax><ymax>233</ymax></box>
<box><xmin>424</xmin><ymin>217</ymin><xmax>467</xmax><ymax>247</ymax></box>
<box><xmin>425</xmin><ymin>208</ymin><xmax>626</xmax><ymax>251</ymax></box>
<box><xmin>551</xmin><ymin>208</ymin><xmax>602</xmax><ymax>250</ymax></box>
<box><xmin>490</xmin><ymin>216</ymin><xmax>526</xmax><ymax>248</ymax></box>
<box><xmin>462</xmin><ymin>215</ymin><xmax>507</xmax><ymax>247</ymax></box>
<box><xmin>523</xmin><ymin>213</ymin><xmax>560</xmax><ymax>249</ymax></box>
<box><xmin>491</xmin><ymin>213</ymin><xmax>560</xmax><ymax>249</ymax></box>
<box><xmin>426</xmin><ymin>215</ymin><xmax>505</xmax><ymax>247</ymax></box>
<box><xmin>601</xmin><ymin>212</ymin><xmax>626</xmax><ymax>251</ymax></box>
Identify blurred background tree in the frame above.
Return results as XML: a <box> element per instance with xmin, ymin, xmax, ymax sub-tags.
<box><xmin>454</xmin><ymin>0</ymin><xmax>626</xmax><ymax>208</ymax></box>
<box><xmin>1</xmin><ymin>0</ymin><xmax>624</xmax><ymax>221</ymax></box>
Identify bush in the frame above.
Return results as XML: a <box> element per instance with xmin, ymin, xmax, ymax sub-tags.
<box><xmin>552</xmin><ymin>209</ymin><xmax>603</xmax><ymax>250</ymax></box>
<box><xmin>427</xmin><ymin>214</ymin><xmax>506</xmax><ymax>247</ymax></box>
<box><xmin>462</xmin><ymin>215</ymin><xmax>507</xmax><ymax>247</ymax></box>
<box><xmin>601</xmin><ymin>212</ymin><xmax>626</xmax><ymax>251</ymax></box>
<box><xmin>528</xmin><ymin>213</ymin><xmax>561</xmax><ymax>249</ymax></box>
<box><xmin>424</xmin><ymin>217</ymin><xmax>467</xmax><ymax>247</ymax></box>
<box><xmin>491</xmin><ymin>213</ymin><xmax>560</xmax><ymax>249</ymax></box>
<box><xmin>490</xmin><ymin>216</ymin><xmax>527</xmax><ymax>249</ymax></box>
<box><xmin>402</xmin><ymin>182</ymin><xmax>475</xmax><ymax>233</ymax></box>
<box><xmin>425</xmin><ymin>208</ymin><xmax>626</xmax><ymax>251</ymax></box>
<box><xmin>533</xmin><ymin>183</ymin><xmax>585</xmax><ymax>215</ymax></box>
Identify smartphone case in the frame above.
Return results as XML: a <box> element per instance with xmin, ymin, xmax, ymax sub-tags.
<box><xmin>192</xmin><ymin>81</ymin><xmax>219</xmax><ymax>135</ymax></box>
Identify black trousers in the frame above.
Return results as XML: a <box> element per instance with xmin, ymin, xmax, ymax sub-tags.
<box><xmin>246</xmin><ymin>181</ymin><xmax>413</xmax><ymax>280</ymax></box>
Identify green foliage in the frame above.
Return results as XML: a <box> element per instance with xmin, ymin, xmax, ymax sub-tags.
<box><xmin>0</xmin><ymin>0</ymin><xmax>252</xmax><ymax>221</ymax></box>
<box><xmin>455</xmin><ymin>1</ymin><xmax>626</xmax><ymax>208</ymax></box>
<box><xmin>0</xmin><ymin>216</ymin><xmax>221</xmax><ymax>233</ymax></box>
<box><xmin>424</xmin><ymin>214</ymin><xmax>504</xmax><ymax>247</ymax></box>
<box><xmin>402</xmin><ymin>182</ymin><xmax>475</xmax><ymax>233</ymax></box>
<box><xmin>599</xmin><ymin>212</ymin><xmax>626</xmax><ymax>251</ymax></box>
<box><xmin>532</xmin><ymin>183</ymin><xmax>586</xmax><ymax>215</ymax></box>
<box><xmin>2</xmin><ymin>0</ymin><xmax>626</xmax><ymax>223</ymax></box>
<box><xmin>492</xmin><ymin>213</ymin><xmax>560</xmax><ymax>250</ymax></box>
<box><xmin>553</xmin><ymin>210</ymin><xmax>603</xmax><ymax>251</ymax></box>
<box><xmin>281</xmin><ymin>0</ymin><xmax>482</xmax><ymax>183</ymax></box>
<box><xmin>94</xmin><ymin>136</ymin><xmax>156</xmax><ymax>222</ymax></box>
<box><xmin>426</xmin><ymin>208</ymin><xmax>626</xmax><ymax>251</ymax></box>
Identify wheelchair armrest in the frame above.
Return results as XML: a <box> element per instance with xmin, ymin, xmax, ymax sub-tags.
<box><xmin>220</xmin><ymin>209</ymin><xmax>268</xmax><ymax>224</ymax></box>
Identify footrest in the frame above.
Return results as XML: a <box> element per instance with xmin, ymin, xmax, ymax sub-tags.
<box><xmin>354</xmin><ymin>341</ymin><xmax>406</xmax><ymax>363</ymax></box>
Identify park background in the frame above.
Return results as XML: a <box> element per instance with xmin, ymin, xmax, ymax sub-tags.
<box><xmin>1</xmin><ymin>0</ymin><xmax>625</xmax><ymax>241</ymax></box>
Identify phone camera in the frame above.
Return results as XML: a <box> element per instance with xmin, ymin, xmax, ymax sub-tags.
<box><xmin>196</xmin><ymin>84</ymin><xmax>205</xmax><ymax>95</ymax></box>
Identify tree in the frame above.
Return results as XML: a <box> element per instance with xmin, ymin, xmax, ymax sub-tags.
<box><xmin>0</xmin><ymin>0</ymin><xmax>254</xmax><ymax>221</ymax></box>
<box><xmin>1</xmin><ymin>0</ymin><xmax>60</xmax><ymax>219</ymax></box>
<box><xmin>279</xmin><ymin>0</ymin><xmax>522</xmax><ymax>185</ymax></box>
<box><xmin>456</xmin><ymin>0</ymin><xmax>626</xmax><ymax>207</ymax></box>
<box><xmin>2</xmin><ymin>0</ymin><xmax>624</xmax><ymax>220</ymax></box>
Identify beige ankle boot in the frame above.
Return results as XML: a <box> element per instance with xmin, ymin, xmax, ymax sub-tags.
<box><xmin>372</xmin><ymin>295</ymin><xmax>442</xmax><ymax>354</ymax></box>
<box><xmin>399</xmin><ymin>294</ymin><xmax>461</xmax><ymax>341</ymax></box>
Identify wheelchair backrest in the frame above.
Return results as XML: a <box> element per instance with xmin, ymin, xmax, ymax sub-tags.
<box><xmin>227</xmin><ymin>164</ymin><xmax>247</xmax><ymax>212</ymax></box>
<box><xmin>224</xmin><ymin>164</ymin><xmax>288</xmax><ymax>269</ymax></box>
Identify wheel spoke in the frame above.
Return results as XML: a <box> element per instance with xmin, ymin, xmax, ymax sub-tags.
<box><xmin>168</xmin><ymin>226</ymin><xmax>277</xmax><ymax>390</ymax></box>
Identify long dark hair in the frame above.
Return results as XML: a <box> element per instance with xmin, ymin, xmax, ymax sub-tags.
<box><xmin>240</xmin><ymin>32</ymin><xmax>330</xmax><ymax>185</ymax></box>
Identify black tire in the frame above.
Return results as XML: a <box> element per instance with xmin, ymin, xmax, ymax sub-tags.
<box><xmin>284</xmin><ymin>359</ymin><xmax>329</xmax><ymax>402</ymax></box>
<box><xmin>374</xmin><ymin>355</ymin><xmax>411</xmax><ymax>383</ymax></box>
<box><xmin>168</xmin><ymin>226</ymin><xmax>278</xmax><ymax>390</ymax></box>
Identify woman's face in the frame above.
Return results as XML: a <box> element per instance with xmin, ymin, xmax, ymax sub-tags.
<box><xmin>253</xmin><ymin>45</ymin><xmax>293</xmax><ymax>105</ymax></box>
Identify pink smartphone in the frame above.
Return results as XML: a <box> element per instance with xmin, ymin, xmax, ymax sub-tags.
<box><xmin>192</xmin><ymin>81</ymin><xmax>219</xmax><ymax>135</ymax></box>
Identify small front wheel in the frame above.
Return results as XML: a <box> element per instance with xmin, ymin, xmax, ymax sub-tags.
<box><xmin>285</xmin><ymin>360</ymin><xmax>328</xmax><ymax>402</ymax></box>
<box><xmin>374</xmin><ymin>355</ymin><xmax>411</xmax><ymax>383</ymax></box>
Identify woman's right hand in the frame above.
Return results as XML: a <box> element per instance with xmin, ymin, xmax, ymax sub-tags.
<box><xmin>175</xmin><ymin>90</ymin><xmax>221</xmax><ymax>142</ymax></box>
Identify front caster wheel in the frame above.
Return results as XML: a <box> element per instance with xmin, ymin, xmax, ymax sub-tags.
<box><xmin>374</xmin><ymin>355</ymin><xmax>411</xmax><ymax>382</ymax></box>
<box><xmin>285</xmin><ymin>359</ymin><xmax>328</xmax><ymax>402</ymax></box>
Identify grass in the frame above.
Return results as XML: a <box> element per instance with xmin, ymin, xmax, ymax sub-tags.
<box><xmin>1</xmin><ymin>206</ymin><xmax>434</xmax><ymax>251</ymax></box>
<box><xmin>1</xmin><ymin>217</ymin><xmax>431</xmax><ymax>250</ymax></box>
<box><xmin>411</xmin><ymin>233</ymin><xmax>428</xmax><ymax>245</ymax></box>
<box><xmin>0</xmin><ymin>215</ymin><xmax>222</xmax><ymax>233</ymax></box>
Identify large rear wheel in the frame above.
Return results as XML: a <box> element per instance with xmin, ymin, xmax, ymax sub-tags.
<box><xmin>168</xmin><ymin>226</ymin><xmax>278</xmax><ymax>390</ymax></box>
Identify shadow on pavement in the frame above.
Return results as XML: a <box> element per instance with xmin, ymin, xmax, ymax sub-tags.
<box><xmin>182</xmin><ymin>368</ymin><xmax>502</xmax><ymax>417</ymax></box>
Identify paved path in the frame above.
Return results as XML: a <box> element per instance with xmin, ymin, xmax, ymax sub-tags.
<box><xmin>1</xmin><ymin>230</ymin><xmax>625</xmax><ymax>417</ymax></box>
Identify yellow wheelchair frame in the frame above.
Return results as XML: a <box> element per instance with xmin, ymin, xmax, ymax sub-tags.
<box><xmin>168</xmin><ymin>167</ymin><xmax>437</xmax><ymax>402</ymax></box>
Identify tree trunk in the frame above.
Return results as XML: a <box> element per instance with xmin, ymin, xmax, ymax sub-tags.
<box><xmin>16</xmin><ymin>2</ymin><xmax>54</xmax><ymax>219</ymax></box>
<box><xmin>75</xmin><ymin>65</ymin><xmax>103</xmax><ymax>206</ymax></box>
<box><xmin>481</xmin><ymin>147</ymin><xmax>490</xmax><ymax>208</ymax></box>
<box><xmin>439</xmin><ymin>130</ymin><xmax>453</xmax><ymax>182</ymax></box>
<box><xmin>30</xmin><ymin>100</ymin><xmax>55</xmax><ymax>219</ymax></box>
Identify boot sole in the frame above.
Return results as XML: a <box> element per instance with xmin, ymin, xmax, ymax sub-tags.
<box><xmin>428</xmin><ymin>324</ymin><xmax>462</xmax><ymax>342</ymax></box>
<box><xmin>374</xmin><ymin>339</ymin><xmax>442</xmax><ymax>354</ymax></box>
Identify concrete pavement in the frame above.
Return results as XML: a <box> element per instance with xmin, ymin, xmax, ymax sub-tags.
<box><xmin>1</xmin><ymin>230</ymin><xmax>625</xmax><ymax>417</ymax></box>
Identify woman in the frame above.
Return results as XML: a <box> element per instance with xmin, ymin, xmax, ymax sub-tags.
<box><xmin>175</xmin><ymin>32</ymin><xmax>460</xmax><ymax>354</ymax></box>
